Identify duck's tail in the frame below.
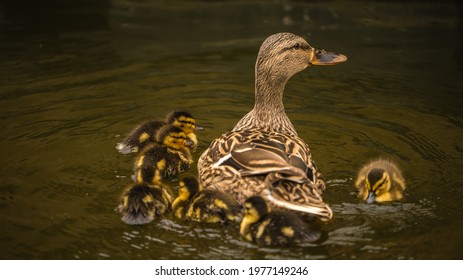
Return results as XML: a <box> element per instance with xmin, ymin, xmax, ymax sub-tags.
<box><xmin>115</xmin><ymin>142</ymin><xmax>138</xmax><ymax>155</ymax></box>
<box><xmin>262</xmin><ymin>174</ymin><xmax>333</xmax><ymax>221</ymax></box>
<box><xmin>116</xmin><ymin>183</ymin><xmax>172</xmax><ymax>225</ymax></box>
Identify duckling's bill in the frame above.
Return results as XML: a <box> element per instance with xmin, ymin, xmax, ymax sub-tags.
<box><xmin>185</xmin><ymin>138</ymin><xmax>195</xmax><ymax>148</ymax></box>
<box><xmin>366</xmin><ymin>191</ymin><xmax>376</xmax><ymax>204</ymax></box>
<box><xmin>194</xmin><ymin>124</ymin><xmax>205</xmax><ymax>131</ymax></box>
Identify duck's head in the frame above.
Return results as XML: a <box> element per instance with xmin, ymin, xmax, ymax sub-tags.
<box><xmin>359</xmin><ymin>167</ymin><xmax>402</xmax><ymax>204</ymax></box>
<box><xmin>166</xmin><ymin>111</ymin><xmax>204</xmax><ymax>134</ymax></box>
<box><xmin>240</xmin><ymin>196</ymin><xmax>269</xmax><ymax>238</ymax></box>
<box><xmin>243</xmin><ymin>196</ymin><xmax>269</xmax><ymax>224</ymax></box>
<box><xmin>256</xmin><ymin>32</ymin><xmax>347</xmax><ymax>80</ymax></box>
<box><xmin>156</xmin><ymin>125</ymin><xmax>194</xmax><ymax>149</ymax></box>
<box><xmin>177</xmin><ymin>176</ymin><xmax>201</xmax><ymax>202</ymax></box>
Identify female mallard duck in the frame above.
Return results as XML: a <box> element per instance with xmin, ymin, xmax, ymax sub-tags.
<box><xmin>116</xmin><ymin>182</ymin><xmax>172</xmax><ymax>225</ymax></box>
<box><xmin>116</xmin><ymin>110</ymin><xmax>203</xmax><ymax>154</ymax></box>
<box><xmin>355</xmin><ymin>159</ymin><xmax>406</xmax><ymax>204</ymax></box>
<box><xmin>198</xmin><ymin>33</ymin><xmax>347</xmax><ymax>221</ymax></box>
<box><xmin>172</xmin><ymin>176</ymin><xmax>242</xmax><ymax>224</ymax></box>
<box><xmin>134</xmin><ymin>125</ymin><xmax>193</xmax><ymax>185</ymax></box>
<box><xmin>240</xmin><ymin>196</ymin><xmax>323</xmax><ymax>246</ymax></box>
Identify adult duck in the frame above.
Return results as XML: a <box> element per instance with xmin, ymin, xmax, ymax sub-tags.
<box><xmin>198</xmin><ymin>33</ymin><xmax>347</xmax><ymax>221</ymax></box>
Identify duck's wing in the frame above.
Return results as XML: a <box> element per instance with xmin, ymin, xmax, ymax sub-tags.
<box><xmin>212</xmin><ymin>141</ymin><xmax>308</xmax><ymax>182</ymax></box>
<box><xmin>198</xmin><ymin>129</ymin><xmax>330</xmax><ymax>220</ymax></box>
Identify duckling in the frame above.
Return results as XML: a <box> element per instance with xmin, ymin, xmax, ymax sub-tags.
<box><xmin>133</xmin><ymin>125</ymin><xmax>193</xmax><ymax>184</ymax></box>
<box><xmin>355</xmin><ymin>159</ymin><xmax>406</xmax><ymax>204</ymax></box>
<box><xmin>172</xmin><ymin>176</ymin><xmax>242</xmax><ymax>224</ymax></box>
<box><xmin>115</xmin><ymin>110</ymin><xmax>203</xmax><ymax>154</ymax></box>
<box><xmin>116</xmin><ymin>182</ymin><xmax>172</xmax><ymax>225</ymax></box>
<box><xmin>167</xmin><ymin>110</ymin><xmax>204</xmax><ymax>150</ymax></box>
<box><xmin>240</xmin><ymin>196</ymin><xmax>323</xmax><ymax>246</ymax></box>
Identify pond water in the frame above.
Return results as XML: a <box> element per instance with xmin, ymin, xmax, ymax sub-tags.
<box><xmin>0</xmin><ymin>0</ymin><xmax>462</xmax><ymax>259</ymax></box>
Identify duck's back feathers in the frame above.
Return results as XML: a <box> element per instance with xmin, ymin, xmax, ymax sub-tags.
<box><xmin>199</xmin><ymin>129</ymin><xmax>331</xmax><ymax>220</ymax></box>
<box><xmin>213</xmin><ymin>141</ymin><xmax>308</xmax><ymax>181</ymax></box>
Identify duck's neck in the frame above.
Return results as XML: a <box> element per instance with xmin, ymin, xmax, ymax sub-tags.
<box><xmin>254</xmin><ymin>72</ymin><xmax>286</xmax><ymax>113</ymax></box>
<box><xmin>233</xmin><ymin>68</ymin><xmax>297</xmax><ymax>135</ymax></box>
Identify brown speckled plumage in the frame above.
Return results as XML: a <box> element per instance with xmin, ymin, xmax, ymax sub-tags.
<box><xmin>198</xmin><ymin>33</ymin><xmax>347</xmax><ymax>221</ymax></box>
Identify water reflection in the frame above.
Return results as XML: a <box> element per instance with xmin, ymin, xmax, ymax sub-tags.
<box><xmin>0</xmin><ymin>0</ymin><xmax>462</xmax><ymax>259</ymax></box>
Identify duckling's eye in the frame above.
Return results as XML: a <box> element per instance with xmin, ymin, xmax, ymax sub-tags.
<box><xmin>181</xmin><ymin>121</ymin><xmax>195</xmax><ymax>127</ymax></box>
<box><xmin>373</xmin><ymin>179</ymin><xmax>389</xmax><ymax>195</ymax></box>
<box><xmin>379</xmin><ymin>179</ymin><xmax>390</xmax><ymax>189</ymax></box>
<box><xmin>170</xmin><ymin>136</ymin><xmax>186</xmax><ymax>142</ymax></box>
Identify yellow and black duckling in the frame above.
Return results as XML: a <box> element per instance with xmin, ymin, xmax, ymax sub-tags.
<box><xmin>116</xmin><ymin>182</ymin><xmax>172</xmax><ymax>225</ymax></box>
<box><xmin>116</xmin><ymin>110</ymin><xmax>203</xmax><ymax>154</ymax></box>
<box><xmin>198</xmin><ymin>33</ymin><xmax>347</xmax><ymax>221</ymax></box>
<box><xmin>240</xmin><ymin>196</ymin><xmax>323</xmax><ymax>246</ymax></box>
<box><xmin>133</xmin><ymin>125</ymin><xmax>193</xmax><ymax>184</ymax></box>
<box><xmin>172</xmin><ymin>176</ymin><xmax>242</xmax><ymax>224</ymax></box>
<box><xmin>355</xmin><ymin>159</ymin><xmax>406</xmax><ymax>204</ymax></box>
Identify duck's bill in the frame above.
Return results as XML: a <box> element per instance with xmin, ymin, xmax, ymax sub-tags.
<box><xmin>366</xmin><ymin>192</ymin><xmax>376</xmax><ymax>204</ymax></box>
<box><xmin>194</xmin><ymin>124</ymin><xmax>205</xmax><ymax>131</ymax></box>
<box><xmin>310</xmin><ymin>49</ymin><xmax>347</xmax><ymax>65</ymax></box>
<box><xmin>185</xmin><ymin>139</ymin><xmax>196</xmax><ymax>148</ymax></box>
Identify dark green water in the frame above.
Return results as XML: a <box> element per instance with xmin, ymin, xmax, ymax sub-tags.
<box><xmin>1</xmin><ymin>0</ymin><xmax>462</xmax><ymax>259</ymax></box>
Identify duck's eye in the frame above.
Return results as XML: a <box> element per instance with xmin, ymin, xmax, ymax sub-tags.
<box><xmin>179</xmin><ymin>120</ymin><xmax>195</xmax><ymax>126</ymax></box>
<box><xmin>170</xmin><ymin>136</ymin><xmax>185</xmax><ymax>142</ymax></box>
<box><xmin>373</xmin><ymin>179</ymin><xmax>389</xmax><ymax>195</ymax></box>
<box><xmin>293</xmin><ymin>43</ymin><xmax>301</xmax><ymax>49</ymax></box>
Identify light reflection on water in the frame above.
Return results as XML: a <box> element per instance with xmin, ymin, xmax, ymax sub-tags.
<box><xmin>0</xmin><ymin>0</ymin><xmax>462</xmax><ymax>259</ymax></box>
